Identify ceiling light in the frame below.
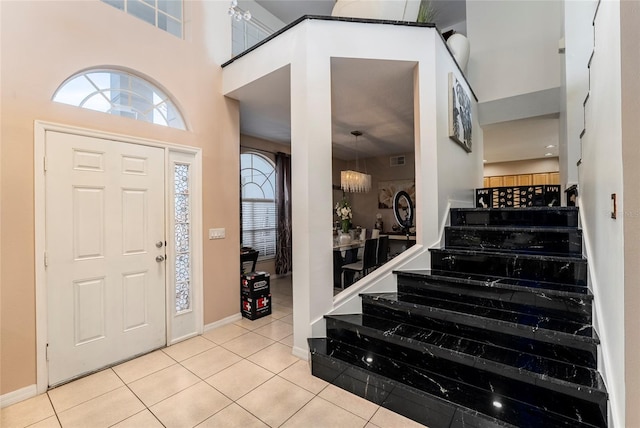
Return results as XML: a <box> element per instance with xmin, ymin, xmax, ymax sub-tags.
<box><xmin>228</xmin><ymin>0</ymin><xmax>251</xmax><ymax>21</ymax></box>
<box><xmin>545</xmin><ymin>144</ymin><xmax>556</xmax><ymax>149</ymax></box>
<box><xmin>492</xmin><ymin>401</ymin><xmax>503</xmax><ymax>409</ymax></box>
<box><xmin>365</xmin><ymin>356</ymin><xmax>373</xmax><ymax>363</ymax></box>
<box><xmin>341</xmin><ymin>131</ymin><xmax>371</xmax><ymax>193</ymax></box>
<box><xmin>545</xmin><ymin>152</ymin><xmax>554</xmax><ymax>157</ymax></box>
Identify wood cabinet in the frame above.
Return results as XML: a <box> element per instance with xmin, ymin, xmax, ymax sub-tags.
<box><xmin>483</xmin><ymin>172</ymin><xmax>560</xmax><ymax>187</ymax></box>
<box><xmin>489</xmin><ymin>176</ymin><xmax>504</xmax><ymax>187</ymax></box>
<box><xmin>517</xmin><ymin>174</ymin><xmax>533</xmax><ymax>186</ymax></box>
<box><xmin>503</xmin><ymin>175</ymin><xmax>518</xmax><ymax>186</ymax></box>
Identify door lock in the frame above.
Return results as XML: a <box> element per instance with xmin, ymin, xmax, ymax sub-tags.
<box><xmin>156</xmin><ymin>255</ymin><xmax>165</xmax><ymax>262</ymax></box>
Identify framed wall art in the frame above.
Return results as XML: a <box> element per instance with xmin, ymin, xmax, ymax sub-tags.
<box><xmin>378</xmin><ymin>179</ymin><xmax>415</xmax><ymax>209</ymax></box>
<box><xmin>448</xmin><ymin>72</ymin><xmax>472</xmax><ymax>153</ymax></box>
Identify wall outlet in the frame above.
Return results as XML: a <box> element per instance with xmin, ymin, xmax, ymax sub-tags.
<box><xmin>208</xmin><ymin>228</ymin><xmax>225</xmax><ymax>239</ymax></box>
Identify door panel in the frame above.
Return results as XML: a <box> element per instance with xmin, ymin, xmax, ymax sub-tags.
<box><xmin>46</xmin><ymin>131</ymin><xmax>166</xmax><ymax>386</ymax></box>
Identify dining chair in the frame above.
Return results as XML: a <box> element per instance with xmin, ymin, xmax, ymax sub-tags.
<box><xmin>342</xmin><ymin>238</ymin><xmax>378</xmax><ymax>286</ymax></box>
<box><xmin>376</xmin><ymin>235</ymin><xmax>389</xmax><ymax>267</ymax></box>
<box><xmin>240</xmin><ymin>248</ymin><xmax>259</xmax><ymax>274</ymax></box>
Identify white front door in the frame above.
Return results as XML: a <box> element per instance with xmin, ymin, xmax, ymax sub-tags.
<box><xmin>45</xmin><ymin>131</ymin><xmax>166</xmax><ymax>386</ymax></box>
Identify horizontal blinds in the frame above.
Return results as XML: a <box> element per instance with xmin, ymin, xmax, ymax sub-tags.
<box><xmin>242</xmin><ymin>200</ymin><xmax>276</xmax><ymax>260</ymax></box>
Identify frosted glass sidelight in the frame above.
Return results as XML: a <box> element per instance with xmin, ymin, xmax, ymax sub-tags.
<box><xmin>174</xmin><ymin>164</ymin><xmax>191</xmax><ymax>312</ymax></box>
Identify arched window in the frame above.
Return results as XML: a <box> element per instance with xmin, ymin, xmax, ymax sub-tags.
<box><xmin>241</xmin><ymin>153</ymin><xmax>276</xmax><ymax>260</ymax></box>
<box><xmin>53</xmin><ymin>69</ymin><xmax>186</xmax><ymax>130</ymax></box>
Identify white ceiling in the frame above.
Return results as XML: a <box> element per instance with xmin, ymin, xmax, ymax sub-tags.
<box><xmin>237</xmin><ymin>0</ymin><xmax>558</xmax><ymax>164</ymax></box>
<box><xmin>331</xmin><ymin>58</ymin><xmax>415</xmax><ymax>159</ymax></box>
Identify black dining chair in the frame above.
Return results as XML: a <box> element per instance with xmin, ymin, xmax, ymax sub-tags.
<box><xmin>240</xmin><ymin>248</ymin><xmax>259</xmax><ymax>274</ymax></box>
<box><xmin>376</xmin><ymin>235</ymin><xmax>389</xmax><ymax>267</ymax></box>
<box><xmin>342</xmin><ymin>238</ymin><xmax>378</xmax><ymax>287</ymax></box>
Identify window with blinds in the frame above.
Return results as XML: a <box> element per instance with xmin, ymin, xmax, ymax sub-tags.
<box><xmin>240</xmin><ymin>153</ymin><xmax>276</xmax><ymax>260</ymax></box>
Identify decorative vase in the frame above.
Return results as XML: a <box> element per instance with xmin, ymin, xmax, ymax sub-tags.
<box><xmin>338</xmin><ymin>231</ymin><xmax>352</xmax><ymax>245</ymax></box>
<box><xmin>341</xmin><ymin>220</ymin><xmax>351</xmax><ymax>234</ymax></box>
<box><xmin>446</xmin><ymin>33</ymin><xmax>470</xmax><ymax>72</ymax></box>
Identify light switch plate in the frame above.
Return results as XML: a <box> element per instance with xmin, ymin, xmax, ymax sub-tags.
<box><xmin>209</xmin><ymin>228</ymin><xmax>226</xmax><ymax>239</ymax></box>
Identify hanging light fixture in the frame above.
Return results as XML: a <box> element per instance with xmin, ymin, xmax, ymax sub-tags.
<box><xmin>341</xmin><ymin>130</ymin><xmax>372</xmax><ymax>193</ymax></box>
<box><xmin>228</xmin><ymin>0</ymin><xmax>251</xmax><ymax>21</ymax></box>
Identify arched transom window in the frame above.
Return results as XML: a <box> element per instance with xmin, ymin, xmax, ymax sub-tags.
<box><xmin>53</xmin><ymin>69</ymin><xmax>186</xmax><ymax>130</ymax></box>
<box><xmin>241</xmin><ymin>153</ymin><xmax>276</xmax><ymax>260</ymax></box>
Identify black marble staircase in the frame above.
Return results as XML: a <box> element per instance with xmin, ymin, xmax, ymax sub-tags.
<box><xmin>309</xmin><ymin>207</ymin><xmax>608</xmax><ymax>428</ymax></box>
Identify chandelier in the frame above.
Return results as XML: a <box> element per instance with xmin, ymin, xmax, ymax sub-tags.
<box><xmin>228</xmin><ymin>0</ymin><xmax>251</xmax><ymax>21</ymax></box>
<box><xmin>341</xmin><ymin>131</ymin><xmax>372</xmax><ymax>193</ymax></box>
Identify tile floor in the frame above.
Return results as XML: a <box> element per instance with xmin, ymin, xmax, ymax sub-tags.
<box><xmin>1</xmin><ymin>276</ymin><xmax>425</xmax><ymax>428</ymax></box>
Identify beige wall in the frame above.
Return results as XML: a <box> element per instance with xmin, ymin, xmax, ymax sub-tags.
<box><xmin>0</xmin><ymin>1</ymin><xmax>240</xmax><ymax>395</ymax></box>
<box><xmin>483</xmin><ymin>157</ymin><xmax>559</xmax><ymax>177</ymax></box>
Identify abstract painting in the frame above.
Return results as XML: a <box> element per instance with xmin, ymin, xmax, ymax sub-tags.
<box><xmin>449</xmin><ymin>72</ymin><xmax>472</xmax><ymax>153</ymax></box>
<box><xmin>378</xmin><ymin>180</ymin><xmax>415</xmax><ymax>209</ymax></box>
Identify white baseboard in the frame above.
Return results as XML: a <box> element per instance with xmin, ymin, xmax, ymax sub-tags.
<box><xmin>204</xmin><ymin>312</ymin><xmax>242</xmax><ymax>332</ymax></box>
<box><xmin>0</xmin><ymin>384</ymin><xmax>38</xmax><ymax>408</ymax></box>
<box><xmin>292</xmin><ymin>345</ymin><xmax>309</xmax><ymax>361</ymax></box>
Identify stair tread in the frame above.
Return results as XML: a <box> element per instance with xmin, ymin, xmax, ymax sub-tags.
<box><xmin>396</xmin><ymin>277</ymin><xmax>592</xmax><ymax>325</ymax></box>
<box><xmin>326</xmin><ymin>313</ymin><xmax>606</xmax><ymax>393</ymax></box>
<box><xmin>394</xmin><ymin>270</ymin><xmax>592</xmax><ymax>297</ymax></box>
<box><xmin>310</xmin><ymin>337</ymin><xmax>605</xmax><ymax>428</ymax></box>
<box><xmin>390</xmin><ymin>291</ymin><xmax>593</xmax><ymax>337</ymax></box>
<box><xmin>362</xmin><ymin>293</ymin><xmax>600</xmax><ymax>347</ymax></box>
<box><xmin>430</xmin><ymin>247</ymin><xmax>587</xmax><ymax>263</ymax></box>
<box><xmin>452</xmin><ymin>207</ymin><xmax>579</xmax><ymax>212</ymax></box>
<box><xmin>447</xmin><ymin>225</ymin><xmax>581</xmax><ymax>232</ymax></box>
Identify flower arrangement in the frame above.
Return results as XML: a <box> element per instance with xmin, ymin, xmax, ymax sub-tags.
<box><xmin>335</xmin><ymin>199</ymin><xmax>353</xmax><ymax>233</ymax></box>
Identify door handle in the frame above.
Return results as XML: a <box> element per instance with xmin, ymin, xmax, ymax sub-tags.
<box><xmin>156</xmin><ymin>255</ymin><xmax>165</xmax><ymax>262</ymax></box>
<box><xmin>155</xmin><ymin>241</ymin><xmax>164</xmax><ymax>248</ymax></box>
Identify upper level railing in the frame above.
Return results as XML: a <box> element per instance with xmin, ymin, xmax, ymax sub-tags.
<box><xmin>231</xmin><ymin>9</ymin><xmax>274</xmax><ymax>56</ymax></box>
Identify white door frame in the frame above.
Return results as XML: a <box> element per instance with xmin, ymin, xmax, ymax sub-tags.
<box><xmin>34</xmin><ymin>121</ymin><xmax>203</xmax><ymax>393</ymax></box>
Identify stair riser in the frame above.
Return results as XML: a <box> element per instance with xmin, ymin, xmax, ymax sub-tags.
<box><xmin>362</xmin><ymin>299</ymin><xmax>597</xmax><ymax>368</ymax></box>
<box><xmin>309</xmin><ymin>339</ymin><xmax>518</xmax><ymax>428</ymax></box>
<box><xmin>430</xmin><ymin>250</ymin><xmax>587</xmax><ymax>286</ymax></box>
<box><xmin>450</xmin><ymin>208</ymin><xmax>579</xmax><ymax>228</ymax></box>
<box><xmin>397</xmin><ymin>276</ymin><xmax>592</xmax><ymax>324</ymax></box>
<box><xmin>396</xmin><ymin>270</ymin><xmax>591</xmax><ymax>295</ymax></box>
<box><xmin>311</xmin><ymin>337</ymin><xmax>604</xmax><ymax>428</ymax></box>
<box><xmin>326</xmin><ymin>319</ymin><xmax>607</xmax><ymax>413</ymax></box>
<box><xmin>445</xmin><ymin>228</ymin><xmax>583</xmax><ymax>256</ymax></box>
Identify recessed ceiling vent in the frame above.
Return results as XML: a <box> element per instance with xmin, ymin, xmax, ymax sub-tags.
<box><xmin>390</xmin><ymin>155</ymin><xmax>406</xmax><ymax>167</ymax></box>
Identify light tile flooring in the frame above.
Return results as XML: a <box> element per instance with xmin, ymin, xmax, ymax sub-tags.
<box><xmin>1</xmin><ymin>276</ymin><xmax>425</xmax><ymax>428</ymax></box>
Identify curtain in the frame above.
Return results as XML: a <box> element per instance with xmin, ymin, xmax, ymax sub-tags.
<box><xmin>275</xmin><ymin>152</ymin><xmax>292</xmax><ymax>274</ymax></box>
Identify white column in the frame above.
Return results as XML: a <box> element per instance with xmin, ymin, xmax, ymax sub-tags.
<box><xmin>289</xmin><ymin>26</ymin><xmax>334</xmax><ymax>358</ymax></box>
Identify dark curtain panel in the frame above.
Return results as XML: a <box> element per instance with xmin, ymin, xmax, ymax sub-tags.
<box><xmin>275</xmin><ymin>152</ymin><xmax>292</xmax><ymax>274</ymax></box>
